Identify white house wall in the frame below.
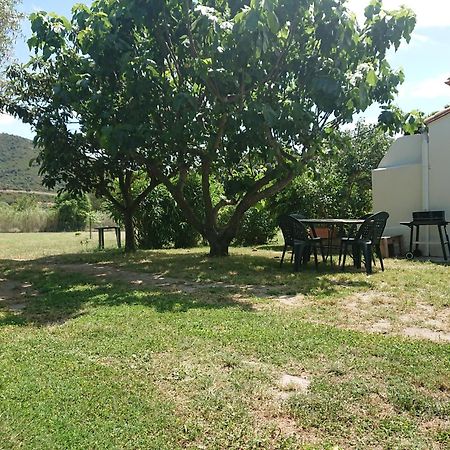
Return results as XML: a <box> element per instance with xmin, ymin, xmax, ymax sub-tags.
<box><xmin>426</xmin><ymin>117</ymin><xmax>450</xmax><ymax>256</ymax></box>
<box><xmin>372</xmin><ymin>164</ymin><xmax>422</xmax><ymax>245</ymax></box>
<box><xmin>373</xmin><ymin>134</ymin><xmax>423</xmax><ymax>252</ymax></box>
<box><xmin>378</xmin><ymin>134</ymin><xmax>422</xmax><ymax>168</ymax></box>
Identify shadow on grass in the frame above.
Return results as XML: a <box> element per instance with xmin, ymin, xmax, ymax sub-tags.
<box><xmin>0</xmin><ymin>247</ymin><xmax>375</xmax><ymax>327</ymax></box>
<box><xmin>7</xmin><ymin>247</ymin><xmax>375</xmax><ymax>283</ymax></box>
<box><xmin>0</xmin><ymin>262</ymin><xmax>261</xmax><ymax>327</ymax></box>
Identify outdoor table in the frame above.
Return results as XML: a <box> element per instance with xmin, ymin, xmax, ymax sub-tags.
<box><xmin>292</xmin><ymin>218</ymin><xmax>365</xmax><ymax>266</ymax></box>
<box><xmin>95</xmin><ymin>226</ymin><xmax>122</xmax><ymax>249</ymax></box>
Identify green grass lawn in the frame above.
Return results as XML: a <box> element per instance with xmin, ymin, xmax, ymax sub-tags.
<box><xmin>0</xmin><ymin>231</ymin><xmax>123</xmax><ymax>259</ymax></box>
<box><xmin>0</xmin><ymin>233</ymin><xmax>449</xmax><ymax>449</ymax></box>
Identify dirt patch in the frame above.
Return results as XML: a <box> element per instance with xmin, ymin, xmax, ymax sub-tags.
<box><xmin>337</xmin><ymin>290</ymin><xmax>450</xmax><ymax>343</ymax></box>
<box><xmin>403</xmin><ymin>327</ymin><xmax>450</xmax><ymax>343</ymax></box>
<box><xmin>52</xmin><ymin>263</ymin><xmax>272</xmax><ymax>298</ymax></box>
<box><xmin>276</xmin><ymin>294</ymin><xmax>306</xmax><ymax>307</ymax></box>
<box><xmin>370</xmin><ymin>320</ymin><xmax>392</xmax><ymax>334</ymax></box>
<box><xmin>278</xmin><ymin>374</ymin><xmax>310</xmax><ymax>393</ymax></box>
<box><xmin>0</xmin><ymin>278</ymin><xmax>36</xmax><ymax>312</ymax></box>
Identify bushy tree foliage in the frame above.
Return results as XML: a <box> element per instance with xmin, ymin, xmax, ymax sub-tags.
<box><xmin>135</xmin><ymin>0</ymin><xmax>415</xmax><ymax>255</ymax></box>
<box><xmin>54</xmin><ymin>192</ymin><xmax>91</xmax><ymax>232</ymax></box>
<box><xmin>4</xmin><ymin>4</ymin><xmax>159</xmax><ymax>251</ymax></box>
<box><xmin>269</xmin><ymin>122</ymin><xmax>393</xmax><ymax>218</ymax></box>
<box><xmin>0</xmin><ymin>0</ymin><xmax>21</xmax><ymax>65</ymax></box>
<box><xmin>3</xmin><ymin>0</ymin><xmax>416</xmax><ymax>256</ymax></box>
<box><xmin>107</xmin><ymin>175</ymin><xmax>203</xmax><ymax>249</ymax></box>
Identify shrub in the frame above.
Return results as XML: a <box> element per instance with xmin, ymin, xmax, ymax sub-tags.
<box><xmin>269</xmin><ymin>123</ymin><xmax>392</xmax><ymax>220</ymax></box>
<box><xmin>133</xmin><ymin>177</ymin><xmax>202</xmax><ymax>249</ymax></box>
<box><xmin>54</xmin><ymin>193</ymin><xmax>91</xmax><ymax>231</ymax></box>
<box><xmin>235</xmin><ymin>204</ymin><xmax>277</xmax><ymax>246</ymax></box>
<box><xmin>219</xmin><ymin>202</ymin><xmax>277</xmax><ymax>247</ymax></box>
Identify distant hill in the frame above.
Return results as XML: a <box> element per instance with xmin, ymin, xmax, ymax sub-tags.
<box><xmin>0</xmin><ymin>133</ymin><xmax>48</xmax><ymax>191</ymax></box>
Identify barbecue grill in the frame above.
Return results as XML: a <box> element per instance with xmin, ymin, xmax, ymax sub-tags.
<box><xmin>400</xmin><ymin>210</ymin><xmax>450</xmax><ymax>260</ymax></box>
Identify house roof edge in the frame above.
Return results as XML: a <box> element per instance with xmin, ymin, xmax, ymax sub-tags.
<box><xmin>424</xmin><ymin>107</ymin><xmax>450</xmax><ymax>125</ymax></box>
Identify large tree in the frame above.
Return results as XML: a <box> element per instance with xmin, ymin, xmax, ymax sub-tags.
<box><xmin>4</xmin><ymin>0</ymin><xmax>416</xmax><ymax>256</ymax></box>
<box><xmin>133</xmin><ymin>0</ymin><xmax>416</xmax><ymax>255</ymax></box>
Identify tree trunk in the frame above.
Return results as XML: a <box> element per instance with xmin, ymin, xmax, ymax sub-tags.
<box><xmin>123</xmin><ymin>208</ymin><xmax>136</xmax><ymax>253</ymax></box>
<box><xmin>208</xmin><ymin>235</ymin><xmax>231</xmax><ymax>257</ymax></box>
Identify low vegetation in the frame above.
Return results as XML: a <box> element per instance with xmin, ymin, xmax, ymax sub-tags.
<box><xmin>0</xmin><ymin>193</ymin><xmax>112</xmax><ymax>233</ymax></box>
<box><xmin>0</xmin><ymin>233</ymin><xmax>448</xmax><ymax>449</ymax></box>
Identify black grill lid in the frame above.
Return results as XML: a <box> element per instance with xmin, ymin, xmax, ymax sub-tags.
<box><xmin>412</xmin><ymin>211</ymin><xmax>446</xmax><ymax>221</ymax></box>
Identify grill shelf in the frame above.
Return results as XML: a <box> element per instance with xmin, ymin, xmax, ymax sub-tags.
<box><xmin>400</xmin><ymin>210</ymin><xmax>450</xmax><ymax>260</ymax></box>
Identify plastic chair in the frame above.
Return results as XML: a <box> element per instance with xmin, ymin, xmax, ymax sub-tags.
<box><xmin>339</xmin><ymin>212</ymin><xmax>389</xmax><ymax>274</ymax></box>
<box><xmin>278</xmin><ymin>215</ymin><xmax>325</xmax><ymax>270</ymax></box>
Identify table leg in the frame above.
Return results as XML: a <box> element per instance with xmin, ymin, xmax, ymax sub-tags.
<box><xmin>116</xmin><ymin>227</ymin><xmax>122</xmax><ymax>248</ymax></box>
<box><xmin>444</xmin><ymin>225</ymin><xmax>450</xmax><ymax>256</ymax></box>
<box><xmin>98</xmin><ymin>229</ymin><xmax>104</xmax><ymax>249</ymax></box>
<box><xmin>438</xmin><ymin>225</ymin><xmax>447</xmax><ymax>260</ymax></box>
<box><xmin>327</xmin><ymin>224</ymin><xmax>334</xmax><ymax>265</ymax></box>
<box><xmin>353</xmin><ymin>243</ymin><xmax>361</xmax><ymax>269</ymax></box>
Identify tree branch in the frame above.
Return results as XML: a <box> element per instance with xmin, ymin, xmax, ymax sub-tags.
<box><xmin>148</xmin><ymin>164</ymin><xmax>205</xmax><ymax>234</ymax></box>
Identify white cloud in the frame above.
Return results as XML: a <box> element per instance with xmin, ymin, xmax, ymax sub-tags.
<box><xmin>346</xmin><ymin>0</ymin><xmax>450</xmax><ymax>28</ymax></box>
<box><xmin>0</xmin><ymin>114</ymin><xmax>16</xmax><ymax>125</ymax></box>
<box><xmin>398</xmin><ymin>74</ymin><xmax>450</xmax><ymax>100</ymax></box>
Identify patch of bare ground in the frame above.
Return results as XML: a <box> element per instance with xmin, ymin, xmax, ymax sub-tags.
<box><xmin>403</xmin><ymin>327</ymin><xmax>450</xmax><ymax>343</ymax></box>
<box><xmin>336</xmin><ymin>291</ymin><xmax>450</xmax><ymax>343</ymax></box>
<box><xmin>252</xmin><ymin>388</ymin><xmax>319</xmax><ymax>446</ymax></box>
<box><xmin>276</xmin><ymin>294</ymin><xmax>307</xmax><ymax>307</ymax></box>
<box><xmin>0</xmin><ymin>277</ymin><xmax>37</xmax><ymax>312</ymax></box>
<box><xmin>278</xmin><ymin>374</ymin><xmax>311</xmax><ymax>395</ymax></box>
<box><xmin>253</xmin><ymin>405</ymin><xmax>319</xmax><ymax>446</ymax></box>
<box><xmin>419</xmin><ymin>418</ymin><xmax>450</xmax><ymax>434</ymax></box>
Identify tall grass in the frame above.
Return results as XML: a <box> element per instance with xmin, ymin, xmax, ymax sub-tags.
<box><xmin>0</xmin><ymin>203</ymin><xmax>115</xmax><ymax>233</ymax></box>
<box><xmin>0</xmin><ymin>203</ymin><xmax>58</xmax><ymax>232</ymax></box>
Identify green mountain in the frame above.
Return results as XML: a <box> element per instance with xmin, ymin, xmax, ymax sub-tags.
<box><xmin>0</xmin><ymin>133</ymin><xmax>47</xmax><ymax>191</ymax></box>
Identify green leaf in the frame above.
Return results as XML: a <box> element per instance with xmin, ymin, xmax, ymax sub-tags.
<box><xmin>266</xmin><ymin>11</ymin><xmax>280</xmax><ymax>34</ymax></box>
<box><xmin>245</xmin><ymin>10</ymin><xmax>259</xmax><ymax>32</ymax></box>
<box><xmin>262</xmin><ymin>104</ymin><xmax>277</xmax><ymax>126</ymax></box>
<box><xmin>366</xmin><ymin>69</ymin><xmax>378</xmax><ymax>87</ymax></box>
<box><xmin>261</xmin><ymin>0</ymin><xmax>274</xmax><ymax>13</ymax></box>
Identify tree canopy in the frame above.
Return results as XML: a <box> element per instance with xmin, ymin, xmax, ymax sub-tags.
<box><xmin>3</xmin><ymin>0</ymin><xmax>416</xmax><ymax>255</ymax></box>
<box><xmin>0</xmin><ymin>0</ymin><xmax>21</xmax><ymax>65</ymax></box>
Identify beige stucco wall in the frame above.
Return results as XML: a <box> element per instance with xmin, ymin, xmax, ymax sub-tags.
<box><xmin>372</xmin><ymin>164</ymin><xmax>422</xmax><ymax>250</ymax></box>
<box><xmin>428</xmin><ymin>117</ymin><xmax>450</xmax><ymax>212</ymax></box>
<box><xmin>373</xmin><ymin>135</ymin><xmax>423</xmax><ymax>253</ymax></box>
<box><xmin>378</xmin><ymin>134</ymin><xmax>422</xmax><ymax>168</ymax></box>
<box><xmin>424</xmin><ymin>116</ymin><xmax>450</xmax><ymax>256</ymax></box>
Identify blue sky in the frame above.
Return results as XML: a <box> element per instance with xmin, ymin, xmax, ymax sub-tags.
<box><xmin>1</xmin><ymin>0</ymin><xmax>450</xmax><ymax>139</ymax></box>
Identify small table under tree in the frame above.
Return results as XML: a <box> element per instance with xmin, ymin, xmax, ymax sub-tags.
<box><xmin>95</xmin><ymin>226</ymin><xmax>122</xmax><ymax>249</ymax></box>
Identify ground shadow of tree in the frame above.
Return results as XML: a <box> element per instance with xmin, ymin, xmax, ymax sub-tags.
<box><xmin>0</xmin><ymin>249</ymin><xmax>374</xmax><ymax>327</ymax></box>
<box><xmin>8</xmin><ymin>247</ymin><xmax>375</xmax><ymax>286</ymax></box>
<box><xmin>0</xmin><ymin>263</ymin><xmax>259</xmax><ymax>327</ymax></box>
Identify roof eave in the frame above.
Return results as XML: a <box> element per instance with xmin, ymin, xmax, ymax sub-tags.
<box><xmin>424</xmin><ymin>107</ymin><xmax>450</xmax><ymax>126</ymax></box>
